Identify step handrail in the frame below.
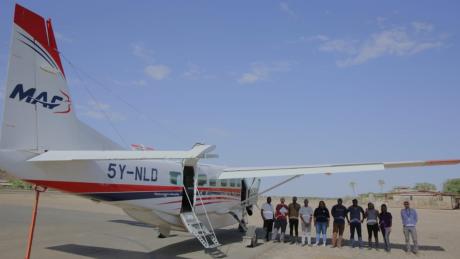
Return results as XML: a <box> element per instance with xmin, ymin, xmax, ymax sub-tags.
<box><xmin>195</xmin><ymin>188</ymin><xmax>218</xmax><ymax>242</ymax></box>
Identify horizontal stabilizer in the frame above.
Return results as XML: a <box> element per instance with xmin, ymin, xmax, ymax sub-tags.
<box><xmin>218</xmin><ymin>159</ymin><xmax>460</xmax><ymax>179</ymax></box>
<box><xmin>28</xmin><ymin>144</ymin><xmax>217</xmax><ymax>162</ymax></box>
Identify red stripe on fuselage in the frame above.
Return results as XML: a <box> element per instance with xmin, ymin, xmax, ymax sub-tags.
<box><xmin>198</xmin><ymin>200</ymin><xmax>234</xmax><ymax>206</ymax></box>
<box><xmin>24</xmin><ymin>179</ymin><xmax>182</xmax><ymax>193</ymax></box>
<box><xmin>24</xmin><ymin>179</ymin><xmax>243</xmax><ymax>196</ymax></box>
<box><xmin>159</xmin><ymin>196</ymin><xmax>240</xmax><ymax>205</ymax></box>
<box><xmin>198</xmin><ymin>187</ymin><xmax>240</xmax><ymax>193</ymax></box>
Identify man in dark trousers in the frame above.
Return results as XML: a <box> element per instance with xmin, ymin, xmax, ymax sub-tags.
<box><xmin>331</xmin><ymin>198</ymin><xmax>348</xmax><ymax>248</ymax></box>
<box><xmin>261</xmin><ymin>196</ymin><xmax>274</xmax><ymax>241</ymax></box>
<box><xmin>288</xmin><ymin>196</ymin><xmax>301</xmax><ymax>243</ymax></box>
<box><xmin>347</xmin><ymin>199</ymin><xmax>365</xmax><ymax>248</ymax></box>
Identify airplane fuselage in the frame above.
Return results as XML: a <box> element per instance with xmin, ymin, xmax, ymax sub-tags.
<box><xmin>0</xmin><ymin>150</ymin><xmax>249</xmax><ymax>233</ymax></box>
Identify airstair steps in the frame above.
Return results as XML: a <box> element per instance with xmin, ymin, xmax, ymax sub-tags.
<box><xmin>180</xmin><ymin>212</ymin><xmax>220</xmax><ymax>249</ymax></box>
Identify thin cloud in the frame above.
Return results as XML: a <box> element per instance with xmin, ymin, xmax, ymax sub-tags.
<box><xmin>337</xmin><ymin>28</ymin><xmax>442</xmax><ymax>67</ymax></box>
<box><xmin>238</xmin><ymin>61</ymin><xmax>291</xmax><ymax>84</ymax></box>
<box><xmin>183</xmin><ymin>63</ymin><xmax>204</xmax><ymax>79</ymax></box>
<box><xmin>307</xmin><ymin>22</ymin><xmax>443</xmax><ymax>67</ymax></box>
<box><xmin>318</xmin><ymin>39</ymin><xmax>357</xmax><ymax>55</ymax></box>
<box><xmin>131</xmin><ymin>42</ymin><xmax>155</xmax><ymax>62</ymax></box>
<box><xmin>412</xmin><ymin>21</ymin><xmax>434</xmax><ymax>33</ymax></box>
<box><xmin>145</xmin><ymin>64</ymin><xmax>171</xmax><ymax>80</ymax></box>
<box><xmin>280</xmin><ymin>2</ymin><xmax>297</xmax><ymax>18</ymax></box>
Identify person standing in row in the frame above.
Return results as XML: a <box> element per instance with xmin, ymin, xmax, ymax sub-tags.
<box><xmin>401</xmin><ymin>201</ymin><xmax>418</xmax><ymax>254</ymax></box>
<box><xmin>313</xmin><ymin>200</ymin><xmax>330</xmax><ymax>247</ymax></box>
<box><xmin>261</xmin><ymin>196</ymin><xmax>274</xmax><ymax>241</ymax></box>
<box><xmin>288</xmin><ymin>196</ymin><xmax>301</xmax><ymax>243</ymax></box>
<box><xmin>299</xmin><ymin>198</ymin><xmax>313</xmax><ymax>246</ymax></box>
<box><xmin>379</xmin><ymin>204</ymin><xmax>392</xmax><ymax>252</ymax></box>
<box><xmin>273</xmin><ymin>197</ymin><xmax>289</xmax><ymax>242</ymax></box>
<box><xmin>347</xmin><ymin>199</ymin><xmax>365</xmax><ymax>248</ymax></box>
<box><xmin>331</xmin><ymin>198</ymin><xmax>348</xmax><ymax>248</ymax></box>
<box><xmin>365</xmin><ymin>202</ymin><xmax>379</xmax><ymax>249</ymax></box>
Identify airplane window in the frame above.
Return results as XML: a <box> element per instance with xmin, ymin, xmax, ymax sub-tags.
<box><xmin>236</xmin><ymin>179</ymin><xmax>241</xmax><ymax>187</ymax></box>
<box><xmin>209</xmin><ymin>178</ymin><xmax>217</xmax><ymax>186</ymax></box>
<box><xmin>220</xmin><ymin>179</ymin><xmax>228</xmax><ymax>187</ymax></box>
<box><xmin>169</xmin><ymin>171</ymin><xmax>181</xmax><ymax>185</ymax></box>
<box><xmin>198</xmin><ymin>174</ymin><xmax>207</xmax><ymax>186</ymax></box>
<box><xmin>230</xmin><ymin>179</ymin><xmax>236</xmax><ymax>187</ymax></box>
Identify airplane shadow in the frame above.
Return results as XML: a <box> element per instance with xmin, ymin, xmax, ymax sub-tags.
<box><xmin>108</xmin><ymin>219</ymin><xmax>155</xmax><ymax>229</ymax></box>
<box><xmin>47</xmin><ymin>229</ymin><xmax>244</xmax><ymax>259</ymax></box>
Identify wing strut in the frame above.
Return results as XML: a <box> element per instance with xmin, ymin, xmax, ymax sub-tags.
<box><xmin>258</xmin><ymin>174</ymin><xmax>303</xmax><ymax>196</ymax></box>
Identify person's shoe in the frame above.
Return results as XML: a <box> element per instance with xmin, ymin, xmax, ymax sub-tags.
<box><xmin>313</xmin><ymin>242</ymin><xmax>319</xmax><ymax>246</ymax></box>
<box><xmin>323</xmin><ymin>243</ymin><xmax>327</xmax><ymax>247</ymax></box>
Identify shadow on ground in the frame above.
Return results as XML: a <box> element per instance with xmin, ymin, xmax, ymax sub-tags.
<box><xmin>47</xmin><ymin>229</ymin><xmax>243</xmax><ymax>259</ymax></box>
<box><xmin>276</xmin><ymin>237</ymin><xmax>445</xmax><ymax>251</ymax></box>
<box><xmin>108</xmin><ymin>219</ymin><xmax>155</xmax><ymax>229</ymax></box>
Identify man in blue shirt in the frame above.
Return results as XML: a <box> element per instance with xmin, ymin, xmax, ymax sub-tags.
<box><xmin>401</xmin><ymin>201</ymin><xmax>418</xmax><ymax>254</ymax></box>
<box><xmin>347</xmin><ymin>199</ymin><xmax>365</xmax><ymax>248</ymax></box>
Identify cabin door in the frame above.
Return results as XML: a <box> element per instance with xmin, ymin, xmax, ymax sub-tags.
<box><xmin>181</xmin><ymin>166</ymin><xmax>195</xmax><ymax>212</ymax></box>
<box><xmin>241</xmin><ymin>179</ymin><xmax>247</xmax><ymax>202</ymax></box>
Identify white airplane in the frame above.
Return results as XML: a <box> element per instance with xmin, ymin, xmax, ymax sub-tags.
<box><xmin>1</xmin><ymin>4</ymin><xmax>459</xmax><ymax>250</ymax></box>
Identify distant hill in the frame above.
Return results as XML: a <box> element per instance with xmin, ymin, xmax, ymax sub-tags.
<box><xmin>0</xmin><ymin>170</ymin><xmax>16</xmax><ymax>181</ymax></box>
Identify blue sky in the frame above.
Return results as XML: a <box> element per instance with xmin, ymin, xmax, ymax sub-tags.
<box><xmin>1</xmin><ymin>1</ymin><xmax>459</xmax><ymax>197</ymax></box>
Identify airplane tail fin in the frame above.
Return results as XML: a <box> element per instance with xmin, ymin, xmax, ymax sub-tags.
<box><xmin>1</xmin><ymin>4</ymin><xmax>120</xmax><ymax>151</ymax></box>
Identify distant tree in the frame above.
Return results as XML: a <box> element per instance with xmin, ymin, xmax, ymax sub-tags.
<box><xmin>414</xmin><ymin>182</ymin><xmax>436</xmax><ymax>191</ymax></box>
<box><xmin>349</xmin><ymin>181</ymin><xmax>357</xmax><ymax>197</ymax></box>
<box><xmin>443</xmin><ymin>178</ymin><xmax>460</xmax><ymax>193</ymax></box>
<box><xmin>8</xmin><ymin>179</ymin><xmax>32</xmax><ymax>189</ymax></box>
<box><xmin>378</xmin><ymin>179</ymin><xmax>385</xmax><ymax>193</ymax></box>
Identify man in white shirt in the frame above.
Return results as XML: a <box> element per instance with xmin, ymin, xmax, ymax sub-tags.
<box><xmin>261</xmin><ymin>196</ymin><xmax>274</xmax><ymax>241</ymax></box>
<box><xmin>299</xmin><ymin>198</ymin><xmax>314</xmax><ymax>246</ymax></box>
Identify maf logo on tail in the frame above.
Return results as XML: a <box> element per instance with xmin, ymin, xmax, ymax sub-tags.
<box><xmin>9</xmin><ymin>84</ymin><xmax>71</xmax><ymax>114</ymax></box>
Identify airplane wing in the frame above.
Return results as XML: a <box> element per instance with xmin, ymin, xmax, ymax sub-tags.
<box><xmin>218</xmin><ymin>159</ymin><xmax>460</xmax><ymax>179</ymax></box>
<box><xmin>28</xmin><ymin>144</ymin><xmax>217</xmax><ymax>162</ymax></box>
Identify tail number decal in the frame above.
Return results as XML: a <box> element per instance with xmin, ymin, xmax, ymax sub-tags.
<box><xmin>107</xmin><ymin>163</ymin><xmax>158</xmax><ymax>182</ymax></box>
<box><xmin>9</xmin><ymin>84</ymin><xmax>71</xmax><ymax>113</ymax></box>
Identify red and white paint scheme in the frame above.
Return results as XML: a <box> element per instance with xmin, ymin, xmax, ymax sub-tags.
<box><xmin>1</xmin><ymin>4</ymin><xmax>459</xmax><ymax>246</ymax></box>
